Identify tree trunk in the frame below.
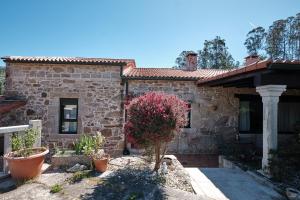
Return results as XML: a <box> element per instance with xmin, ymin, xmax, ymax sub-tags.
<box><xmin>153</xmin><ymin>142</ymin><xmax>161</xmax><ymax>171</ymax></box>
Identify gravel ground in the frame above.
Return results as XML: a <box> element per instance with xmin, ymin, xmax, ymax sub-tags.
<box><xmin>108</xmin><ymin>155</ymin><xmax>194</xmax><ymax>193</ymax></box>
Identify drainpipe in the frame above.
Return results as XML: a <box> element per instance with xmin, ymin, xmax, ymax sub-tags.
<box><xmin>123</xmin><ymin>80</ymin><xmax>130</xmax><ymax>155</ymax></box>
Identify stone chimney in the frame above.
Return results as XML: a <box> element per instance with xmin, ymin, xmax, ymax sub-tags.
<box><xmin>244</xmin><ymin>55</ymin><xmax>260</xmax><ymax>66</ymax></box>
<box><xmin>184</xmin><ymin>51</ymin><xmax>198</xmax><ymax>71</ymax></box>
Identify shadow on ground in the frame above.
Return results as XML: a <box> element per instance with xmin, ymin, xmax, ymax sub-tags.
<box><xmin>80</xmin><ymin>167</ymin><xmax>167</xmax><ymax>200</ymax></box>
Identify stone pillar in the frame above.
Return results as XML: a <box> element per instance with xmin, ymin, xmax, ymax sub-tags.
<box><xmin>256</xmin><ymin>85</ymin><xmax>286</xmax><ymax>173</ymax></box>
<box><xmin>29</xmin><ymin>120</ymin><xmax>42</xmax><ymax>147</ymax></box>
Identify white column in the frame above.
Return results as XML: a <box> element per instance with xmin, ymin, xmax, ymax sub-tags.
<box><xmin>256</xmin><ymin>85</ymin><xmax>286</xmax><ymax>173</ymax></box>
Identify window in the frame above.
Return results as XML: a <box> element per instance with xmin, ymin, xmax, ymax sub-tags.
<box><xmin>60</xmin><ymin>98</ymin><xmax>78</xmax><ymax>134</ymax></box>
<box><xmin>238</xmin><ymin>94</ymin><xmax>300</xmax><ymax>134</ymax></box>
<box><xmin>238</xmin><ymin>98</ymin><xmax>262</xmax><ymax>133</ymax></box>
<box><xmin>184</xmin><ymin>103</ymin><xmax>191</xmax><ymax>128</ymax></box>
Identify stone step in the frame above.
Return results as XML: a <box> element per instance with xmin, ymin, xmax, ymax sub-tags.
<box><xmin>185</xmin><ymin>167</ymin><xmax>229</xmax><ymax>200</ymax></box>
<box><xmin>41</xmin><ymin>163</ymin><xmax>51</xmax><ymax>173</ymax></box>
<box><xmin>0</xmin><ymin>178</ymin><xmax>17</xmax><ymax>193</ymax></box>
<box><xmin>0</xmin><ymin>172</ymin><xmax>10</xmax><ymax>180</ymax></box>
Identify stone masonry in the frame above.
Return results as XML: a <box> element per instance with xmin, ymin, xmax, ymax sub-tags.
<box><xmin>4</xmin><ymin>62</ymin><xmax>125</xmax><ymax>155</ymax></box>
<box><xmin>1</xmin><ymin>58</ymin><xmax>264</xmax><ymax>155</ymax></box>
<box><xmin>126</xmin><ymin>80</ymin><xmax>256</xmax><ymax>153</ymax></box>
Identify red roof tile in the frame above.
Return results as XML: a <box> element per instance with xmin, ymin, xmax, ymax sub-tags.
<box><xmin>1</xmin><ymin>56</ymin><xmax>136</xmax><ymax>67</ymax></box>
<box><xmin>0</xmin><ymin>97</ymin><xmax>26</xmax><ymax>115</ymax></box>
<box><xmin>197</xmin><ymin>59</ymin><xmax>300</xmax><ymax>85</ymax></box>
<box><xmin>123</xmin><ymin>68</ymin><xmax>229</xmax><ymax>80</ymax></box>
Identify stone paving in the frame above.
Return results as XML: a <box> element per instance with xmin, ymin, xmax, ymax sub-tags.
<box><xmin>186</xmin><ymin>167</ymin><xmax>285</xmax><ymax>200</ymax></box>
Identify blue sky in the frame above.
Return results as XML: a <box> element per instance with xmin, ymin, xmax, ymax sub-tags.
<box><xmin>0</xmin><ymin>0</ymin><xmax>299</xmax><ymax>67</ymax></box>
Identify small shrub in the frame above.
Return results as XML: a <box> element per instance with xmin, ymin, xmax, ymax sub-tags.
<box><xmin>50</xmin><ymin>184</ymin><xmax>63</xmax><ymax>193</ymax></box>
<box><xmin>125</xmin><ymin>92</ymin><xmax>188</xmax><ymax>171</ymax></box>
<box><xmin>269</xmin><ymin>143</ymin><xmax>300</xmax><ymax>184</ymax></box>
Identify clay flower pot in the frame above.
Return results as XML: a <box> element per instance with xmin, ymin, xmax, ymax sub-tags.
<box><xmin>4</xmin><ymin>147</ymin><xmax>49</xmax><ymax>180</ymax></box>
<box><xmin>93</xmin><ymin>155</ymin><xmax>109</xmax><ymax>173</ymax></box>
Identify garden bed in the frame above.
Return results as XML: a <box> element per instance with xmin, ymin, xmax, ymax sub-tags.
<box><xmin>108</xmin><ymin>155</ymin><xmax>194</xmax><ymax>193</ymax></box>
<box><xmin>1</xmin><ymin>155</ymin><xmax>196</xmax><ymax>199</ymax></box>
<box><xmin>51</xmin><ymin>150</ymin><xmax>90</xmax><ymax>169</ymax></box>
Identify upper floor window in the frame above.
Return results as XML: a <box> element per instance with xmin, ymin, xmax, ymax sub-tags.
<box><xmin>60</xmin><ymin>98</ymin><xmax>78</xmax><ymax>134</ymax></box>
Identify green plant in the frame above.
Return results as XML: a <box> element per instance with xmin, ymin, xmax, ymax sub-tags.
<box><xmin>73</xmin><ymin>134</ymin><xmax>96</xmax><ymax>155</ymax></box>
<box><xmin>23</xmin><ymin>128</ymin><xmax>38</xmax><ymax>148</ymax></box>
<box><xmin>11</xmin><ymin>133</ymin><xmax>23</xmax><ymax>151</ymax></box>
<box><xmin>11</xmin><ymin>128</ymin><xmax>38</xmax><ymax>152</ymax></box>
<box><xmin>269</xmin><ymin>143</ymin><xmax>300</xmax><ymax>183</ymax></box>
<box><xmin>73</xmin><ymin>132</ymin><xmax>106</xmax><ymax>156</ymax></box>
<box><xmin>50</xmin><ymin>184</ymin><xmax>63</xmax><ymax>193</ymax></box>
<box><xmin>94</xmin><ymin>132</ymin><xmax>105</xmax><ymax>150</ymax></box>
<box><xmin>67</xmin><ymin>170</ymin><xmax>93</xmax><ymax>183</ymax></box>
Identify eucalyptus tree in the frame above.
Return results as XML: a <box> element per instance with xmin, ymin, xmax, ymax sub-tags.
<box><xmin>244</xmin><ymin>26</ymin><xmax>267</xmax><ymax>56</ymax></box>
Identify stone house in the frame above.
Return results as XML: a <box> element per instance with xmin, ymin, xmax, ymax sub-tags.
<box><xmin>1</xmin><ymin>53</ymin><xmax>300</xmax><ymax>170</ymax></box>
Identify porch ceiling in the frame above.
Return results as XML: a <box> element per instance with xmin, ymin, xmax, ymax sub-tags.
<box><xmin>197</xmin><ymin>60</ymin><xmax>300</xmax><ymax>89</ymax></box>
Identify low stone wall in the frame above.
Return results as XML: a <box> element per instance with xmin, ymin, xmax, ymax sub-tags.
<box><xmin>51</xmin><ymin>150</ymin><xmax>90</xmax><ymax>169</ymax></box>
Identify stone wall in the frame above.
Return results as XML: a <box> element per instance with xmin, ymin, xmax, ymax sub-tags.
<box><xmin>127</xmin><ymin>80</ymin><xmax>255</xmax><ymax>154</ymax></box>
<box><xmin>4</xmin><ymin>62</ymin><xmax>125</xmax><ymax>155</ymax></box>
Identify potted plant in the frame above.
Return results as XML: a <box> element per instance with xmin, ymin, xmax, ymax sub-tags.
<box><xmin>4</xmin><ymin>128</ymin><xmax>49</xmax><ymax>180</ymax></box>
<box><xmin>83</xmin><ymin>132</ymin><xmax>109</xmax><ymax>173</ymax></box>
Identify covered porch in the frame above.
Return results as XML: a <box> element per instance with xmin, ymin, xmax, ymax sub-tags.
<box><xmin>198</xmin><ymin>59</ymin><xmax>300</xmax><ymax>173</ymax></box>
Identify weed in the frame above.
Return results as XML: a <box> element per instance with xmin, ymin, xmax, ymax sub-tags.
<box><xmin>50</xmin><ymin>184</ymin><xmax>63</xmax><ymax>193</ymax></box>
<box><xmin>67</xmin><ymin>170</ymin><xmax>93</xmax><ymax>183</ymax></box>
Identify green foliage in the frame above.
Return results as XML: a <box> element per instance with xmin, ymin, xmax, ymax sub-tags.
<box><xmin>174</xmin><ymin>51</ymin><xmax>194</xmax><ymax>69</ymax></box>
<box><xmin>11</xmin><ymin>128</ymin><xmax>38</xmax><ymax>152</ymax></box>
<box><xmin>175</xmin><ymin>37</ymin><xmax>239</xmax><ymax>69</ymax></box>
<box><xmin>198</xmin><ymin>36</ymin><xmax>239</xmax><ymax>69</ymax></box>
<box><xmin>67</xmin><ymin>170</ymin><xmax>93</xmax><ymax>183</ymax></box>
<box><xmin>50</xmin><ymin>184</ymin><xmax>63</xmax><ymax>193</ymax></box>
<box><xmin>245</xmin><ymin>12</ymin><xmax>300</xmax><ymax>60</ymax></box>
<box><xmin>244</xmin><ymin>27</ymin><xmax>267</xmax><ymax>56</ymax></box>
<box><xmin>11</xmin><ymin>133</ymin><xmax>23</xmax><ymax>151</ymax></box>
<box><xmin>73</xmin><ymin>134</ymin><xmax>95</xmax><ymax>155</ymax></box>
<box><xmin>73</xmin><ymin>133</ymin><xmax>105</xmax><ymax>156</ymax></box>
<box><xmin>23</xmin><ymin>128</ymin><xmax>38</xmax><ymax>148</ymax></box>
<box><xmin>269</xmin><ymin>143</ymin><xmax>300</xmax><ymax>184</ymax></box>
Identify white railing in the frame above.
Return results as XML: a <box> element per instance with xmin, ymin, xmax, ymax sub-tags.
<box><xmin>0</xmin><ymin>120</ymin><xmax>42</xmax><ymax>173</ymax></box>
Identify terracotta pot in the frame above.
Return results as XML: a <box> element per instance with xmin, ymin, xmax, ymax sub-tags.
<box><xmin>93</xmin><ymin>155</ymin><xmax>109</xmax><ymax>173</ymax></box>
<box><xmin>4</xmin><ymin>147</ymin><xmax>49</xmax><ymax>180</ymax></box>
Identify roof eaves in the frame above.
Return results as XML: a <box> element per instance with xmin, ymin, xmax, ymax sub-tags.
<box><xmin>121</xmin><ymin>75</ymin><xmax>199</xmax><ymax>81</ymax></box>
<box><xmin>1</xmin><ymin>56</ymin><xmax>129</xmax><ymax>66</ymax></box>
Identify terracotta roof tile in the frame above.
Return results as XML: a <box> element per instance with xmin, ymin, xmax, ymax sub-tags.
<box><xmin>123</xmin><ymin>68</ymin><xmax>229</xmax><ymax>80</ymax></box>
<box><xmin>0</xmin><ymin>96</ymin><xmax>26</xmax><ymax>114</ymax></box>
<box><xmin>197</xmin><ymin>59</ymin><xmax>300</xmax><ymax>85</ymax></box>
<box><xmin>1</xmin><ymin>56</ymin><xmax>136</xmax><ymax>67</ymax></box>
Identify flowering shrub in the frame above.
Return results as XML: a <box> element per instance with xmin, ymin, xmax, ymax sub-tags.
<box><xmin>124</xmin><ymin>92</ymin><xmax>189</xmax><ymax>171</ymax></box>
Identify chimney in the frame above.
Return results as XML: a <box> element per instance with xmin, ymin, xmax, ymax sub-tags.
<box><xmin>244</xmin><ymin>55</ymin><xmax>260</xmax><ymax>66</ymax></box>
<box><xmin>184</xmin><ymin>51</ymin><xmax>198</xmax><ymax>71</ymax></box>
